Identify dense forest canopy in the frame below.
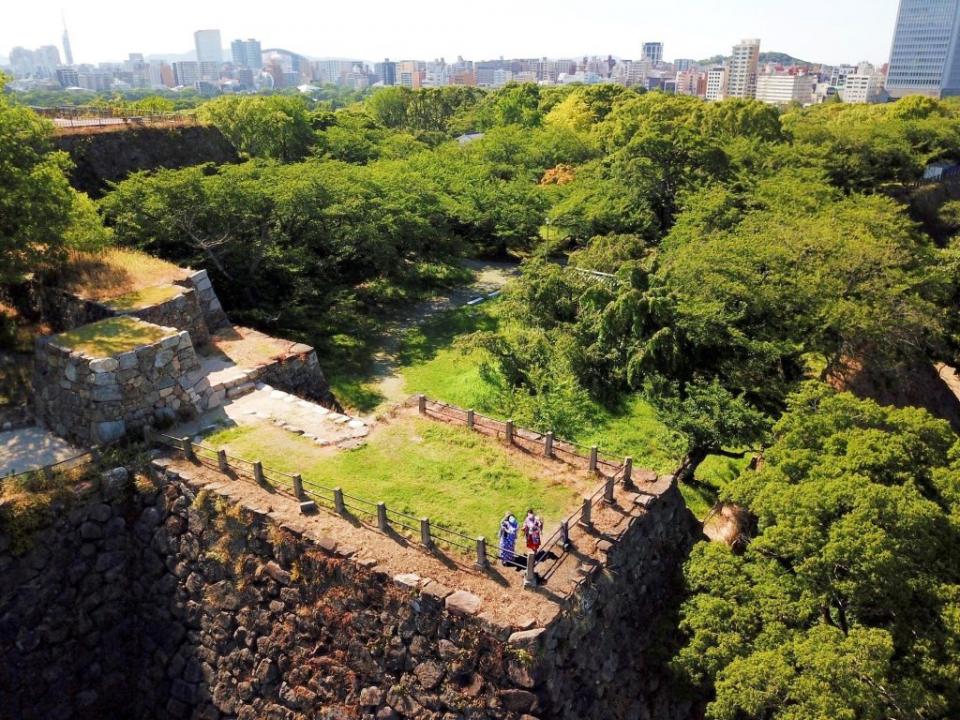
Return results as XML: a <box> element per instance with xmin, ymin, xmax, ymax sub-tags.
<box><xmin>2</xmin><ymin>78</ymin><xmax>960</xmax><ymax>719</ymax></box>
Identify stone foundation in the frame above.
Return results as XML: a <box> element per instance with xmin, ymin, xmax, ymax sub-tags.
<box><xmin>175</xmin><ymin>270</ymin><xmax>229</xmax><ymax>333</ymax></box>
<box><xmin>110</xmin><ymin>287</ymin><xmax>210</xmax><ymax>348</ymax></box>
<box><xmin>32</xmin><ymin>322</ymin><xmax>207</xmax><ymax>445</ymax></box>
<box><xmin>0</xmin><ymin>460</ymin><xmax>698</xmax><ymax>720</ymax></box>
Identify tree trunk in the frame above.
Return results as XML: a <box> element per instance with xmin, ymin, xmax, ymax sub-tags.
<box><xmin>678</xmin><ymin>447</ymin><xmax>709</xmax><ymax>484</ymax></box>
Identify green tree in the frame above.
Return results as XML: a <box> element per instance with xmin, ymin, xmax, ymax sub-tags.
<box><xmin>198</xmin><ymin>95</ymin><xmax>314</xmax><ymax>160</ymax></box>
<box><xmin>0</xmin><ymin>84</ymin><xmax>107</xmax><ymax>286</ymax></box>
<box><xmin>675</xmin><ymin>383</ymin><xmax>960</xmax><ymax>720</ymax></box>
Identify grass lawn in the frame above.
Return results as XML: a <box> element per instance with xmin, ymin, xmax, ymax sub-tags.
<box><xmin>53</xmin><ymin>317</ymin><xmax>170</xmax><ymax>357</ymax></box>
<box><xmin>395</xmin><ymin>301</ymin><xmax>748</xmax><ymax>519</ymax></box>
<box><xmin>203</xmin><ymin>417</ymin><xmax>582</xmax><ymax>542</ymax></box>
<box><xmin>103</xmin><ymin>284</ymin><xmax>185</xmax><ymax>311</ymax></box>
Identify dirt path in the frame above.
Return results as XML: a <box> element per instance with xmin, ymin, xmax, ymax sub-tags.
<box><xmin>364</xmin><ymin>260</ymin><xmax>518</xmax><ymax>418</ymax></box>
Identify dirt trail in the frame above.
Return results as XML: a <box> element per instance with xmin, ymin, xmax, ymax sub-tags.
<box><xmin>364</xmin><ymin>260</ymin><xmax>518</xmax><ymax>418</ymax></box>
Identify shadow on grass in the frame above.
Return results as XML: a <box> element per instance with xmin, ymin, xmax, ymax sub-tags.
<box><xmin>397</xmin><ymin>304</ymin><xmax>499</xmax><ymax>367</ymax></box>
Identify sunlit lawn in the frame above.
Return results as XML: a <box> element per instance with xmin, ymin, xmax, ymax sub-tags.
<box><xmin>202</xmin><ymin>416</ymin><xmax>581</xmax><ymax>542</ymax></box>
<box><xmin>397</xmin><ymin>301</ymin><xmax>747</xmax><ymax>518</ymax></box>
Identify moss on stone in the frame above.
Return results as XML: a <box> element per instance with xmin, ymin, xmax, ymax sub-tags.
<box><xmin>53</xmin><ymin>316</ymin><xmax>170</xmax><ymax>357</ymax></box>
<box><xmin>102</xmin><ymin>284</ymin><xmax>185</xmax><ymax>312</ymax></box>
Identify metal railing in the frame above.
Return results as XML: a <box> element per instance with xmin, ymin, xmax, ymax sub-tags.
<box><xmin>30</xmin><ymin>106</ymin><xmax>197</xmax><ymax>130</ymax></box>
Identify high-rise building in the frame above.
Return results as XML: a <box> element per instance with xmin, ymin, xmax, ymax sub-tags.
<box><xmin>56</xmin><ymin>67</ymin><xmax>79</xmax><ymax>87</ymax></box>
<box><xmin>755</xmin><ymin>73</ymin><xmax>814</xmax><ymax>105</ymax></box>
<box><xmin>62</xmin><ymin>13</ymin><xmax>74</xmax><ymax>66</ymax></box>
<box><xmin>172</xmin><ymin>61</ymin><xmax>200</xmax><ymax>87</ymax></box>
<box><xmin>194</xmin><ymin>29</ymin><xmax>223</xmax><ymax>65</ymax></box>
<box><xmin>726</xmin><ymin>38</ymin><xmax>761</xmax><ymax>98</ymax></box>
<box><xmin>886</xmin><ymin>0</ymin><xmax>960</xmax><ymax>97</ymax></box>
<box><xmin>705</xmin><ymin>66</ymin><xmax>727</xmax><ymax>101</ymax></box>
<box><xmin>375</xmin><ymin>59</ymin><xmax>397</xmax><ymax>86</ymax></box>
<box><xmin>642</xmin><ymin>42</ymin><xmax>664</xmax><ymax>64</ymax></box>
<box><xmin>842</xmin><ymin>67</ymin><xmax>887</xmax><ymax>103</ymax></box>
<box><xmin>231</xmin><ymin>38</ymin><xmax>262</xmax><ymax>70</ymax></box>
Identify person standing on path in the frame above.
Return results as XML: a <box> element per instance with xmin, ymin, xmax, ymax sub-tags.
<box><xmin>523</xmin><ymin>509</ymin><xmax>542</xmax><ymax>556</ymax></box>
<box><xmin>499</xmin><ymin>512</ymin><xmax>519</xmax><ymax>565</ymax></box>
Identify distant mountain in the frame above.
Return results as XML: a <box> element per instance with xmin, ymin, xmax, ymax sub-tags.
<box><xmin>698</xmin><ymin>51</ymin><xmax>816</xmax><ymax>67</ymax></box>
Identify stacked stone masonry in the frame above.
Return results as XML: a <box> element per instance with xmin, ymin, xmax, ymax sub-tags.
<box><xmin>113</xmin><ymin>286</ymin><xmax>211</xmax><ymax>348</ymax></box>
<box><xmin>32</xmin><ymin>323</ymin><xmax>207</xmax><ymax>445</ymax></box>
<box><xmin>0</xmin><ymin>461</ymin><xmax>698</xmax><ymax>720</ymax></box>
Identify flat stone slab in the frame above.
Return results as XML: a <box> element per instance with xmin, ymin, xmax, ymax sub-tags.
<box><xmin>0</xmin><ymin>426</ymin><xmax>85</xmax><ymax>477</ymax></box>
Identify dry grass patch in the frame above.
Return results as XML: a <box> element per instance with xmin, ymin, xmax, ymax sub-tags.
<box><xmin>61</xmin><ymin>249</ymin><xmax>190</xmax><ymax>301</ymax></box>
<box><xmin>207</xmin><ymin>326</ymin><xmax>293</xmax><ymax>368</ymax></box>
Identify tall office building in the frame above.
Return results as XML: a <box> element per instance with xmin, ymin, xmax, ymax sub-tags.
<box><xmin>375</xmin><ymin>59</ymin><xmax>397</xmax><ymax>85</ymax></box>
<box><xmin>886</xmin><ymin>0</ymin><xmax>960</xmax><ymax>98</ymax></box>
<box><xmin>726</xmin><ymin>38</ymin><xmax>761</xmax><ymax>98</ymax></box>
<box><xmin>705</xmin><ymin>66</ymin><xmax>727</xmax><ymax>100</ymax></box>
<box><xmin>194</xmin><ymin>29</ymin><xmax>223</xmax><ymax>64</ymax></box>
<box><xmin>642</xmin><ymin>42</ymin><xmax>664</xmax><ymax>64</ymax></box>
<box><xmin>231</xmin><ymin>38</ymin><xmax>262</xmax><ymax>70</ymax></box>
<box><xmin>62</xmin><ymin>13</ymin><xmax>74</xmax><ymax>66</ymax></box>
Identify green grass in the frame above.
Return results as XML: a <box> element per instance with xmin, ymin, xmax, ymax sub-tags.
<box><xmin>395</xmin><ymin>301</ymin><xmax>750</xmax><ymax>519</ymax></box>
<box><xmin>53</xmin><ymin>316</ymin><xmax>170</xmax><ymax>357</ymax></box>
<box><xmin>203</xmin><ymin>417</ymin><xmax>580</xmax><ymax>542</ymax></box>
<box><xmin>102</xmin><ymin>284</ymin><xmax>184</xmax><ymax>311</ymax></box>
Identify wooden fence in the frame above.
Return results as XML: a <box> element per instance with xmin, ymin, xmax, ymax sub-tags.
<box><xmin>146</xmin><ymin>397</ymin><xmax>649</xmax><ymax>589</ymax></box>
<box><xmin>2</xmin><ymin>448</ymin><xmax>99</xmax><ymax>485</ymax></box>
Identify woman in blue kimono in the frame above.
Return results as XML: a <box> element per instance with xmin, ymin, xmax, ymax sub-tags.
<box><xmin>498</xmin><ymin>512</ymin><xmax>519</xmax><ymax>566</ymax></box>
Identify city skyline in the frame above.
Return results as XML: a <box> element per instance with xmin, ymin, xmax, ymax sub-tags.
<box><xmin>4</xmin><ymin>0</ymin><xmax>901</xmax><ymax>68</ymax></box>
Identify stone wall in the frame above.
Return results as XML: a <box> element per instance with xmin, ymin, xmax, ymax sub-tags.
<box><xmin>54</xmin><ymin>125</ymin><xmax>240</xmax><ymax>197</ymax></box>
<box><xmin>117</xmin><ymin>287</ymin><xmax>211</xmax><ymax>348</ymax></box>
<box><xmin>33</xmin><ymin>323</ymin><xmax>207</xmax><ymax>445</ymax></box>
<box><xmin>1</xmin><ymin>459</ymin><xmax>698</xmax><ymax>720</ymax></box>
<box><xmin>255</xmin><ymin>345</ymin><xmax>338</xmax><ymax>408</ymax></box>
<box><xmin>175</xmin><ymin>270</ymin><xmax>230</xmax><ymax>333</ymax></box>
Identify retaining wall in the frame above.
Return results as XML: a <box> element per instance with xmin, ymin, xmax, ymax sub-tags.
<box><xmin>32</xmin><ymin>323</ymin><xmax>206</xmax><ymax>445</ymax></box>
<box><xmin>0</xmin><ymin>458</ymin><xmax>698</xmax><ymax>720</ymax></box>
<box><xmin>174</xmin><ymin>270</ymin><xmax>230</xmax><ymax>333</ymax></box>
<box><xmin>112</xmin><ymin>287</ymin><xmax>210</xmax><ymax>348</ymax></box>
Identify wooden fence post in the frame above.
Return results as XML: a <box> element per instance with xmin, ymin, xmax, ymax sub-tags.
<box><xmin>505</xmin><ymin>420</ymin><xmax>514</xmax><ymax>445</ymax></box>
<box><xmin>603</xmin><ymin>475</ymin><xmax>615</xmax><ymax>504</ymax></box>
<box><xmin>334</xmin><ymin>488</ymin><xmax>345</xmax><ymax>514</ymax></box>
<box><xmin>466</xmin><ymin>409</ymin><xmax>475</xmax><ymax>429</ymax></box>
<box><xmin>476</xmin><ymin>537</ymin><xmax>488</xmax><ymax>569</ymax></box>
<box><xmin>623</xmin><ymin>457</ymin><xmax>634</xmax><ymax>486</ymax></box>
<box><xmin>589</xmin><ymin>446</ymin><xmax>598</xmax><ymax>472</ymax></box>
<box><xmin>217</xmin><ymin>449</ymin><xmax>228</xmax><ymax>473</ymax></box>
<box><xmin>181</xmin><ymin>437</ymin><xmax>195</xmax><ymax>462</ymax></box>
<box><xmin>524</xmin><ymin>552</ymin><xmax>538</xmax><ymax>588</ymax></box>
<box><xmin>561</xmin><ymin>520</ymin><xmax>572</xmax><ymax>550</ymax></box>
<box><xmin>417</xmin><ymin>394</ymin><xmax>426</xmax><ymax>414</ymax></box>
<box><xmin>377</xmin><ymin>502</ymin><xmax>388</xmax><ymax>531</ymax></box>
<box><xmin>421</xmin><ymin>518</ymin><xmax>432</xmax><ymax>548</ymax></box>
<box><xmin>579</xmin><ymin>496</ymin><xmax>593</xmax><ymax>528</ymax></box>
<box><xmin>292</xmin><ymin>474</ymin><xmax>304</xmax><ymax>499</ymax></box>
<box><xmin>544</xmin><ymin>432</ymin><xmax>554</xmax><ymax>458</ymax></box>
<box><xmin>253</xmin><ymin>461</ymin><xmax>265</xmax><ymax>485</ymax></box>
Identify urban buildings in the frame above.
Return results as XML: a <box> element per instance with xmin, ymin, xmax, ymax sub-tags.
<box><xmin>194</xmin><ymin>30</ymin><xmax>223</xmax><ymax>65</ymax></box>
<box><xmin>171</xmin><ymin>61</ymin><xmax>200</xmax><ymax>87</ymax></box>
<box><xmin>375</xmin><ymin>60</ymin><xmax>397</xmax><ymax>86</ymax></box>
<box><xmin>726</xmin><ymin>38</ymin><xmax>761</xmax><ymax>98</ymax></box>
<box><xmin>842</xmin><ymin>65</ymin><xmax>887</xmax><ymax>103</ymax></box>
<box><xmin>705</xmin><ymin>66</ymin><xmax>727</xmax><ymax>101</ymax></box>
<box><xmin>886</xmin><ymin>0</ymin><xmax>960</xmax><ymax>98</ymax></box>
<box><xmin>756</xmin><ymin>73</ymin><xmax>814</xmax><ymax>105</ymax></box>
<box><xmin>231</xmin><ymin>39</ymin><xmax>262</xmax><ymax>70</ymax></box>
<box><xmin>61</xmin><ymin>15</ymin><xmax>73</xmax><ymax>66</ymax></box>
<box><xmin>642</xmin><ymin>42</ymin><xmax>664</xmax><ymax>64</ymax></box>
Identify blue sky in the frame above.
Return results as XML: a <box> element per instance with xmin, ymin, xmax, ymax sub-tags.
<box><xmin>4</xmin><ymin>0</ymin><xmax>902</xmax><ymax>66</ymax></box>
